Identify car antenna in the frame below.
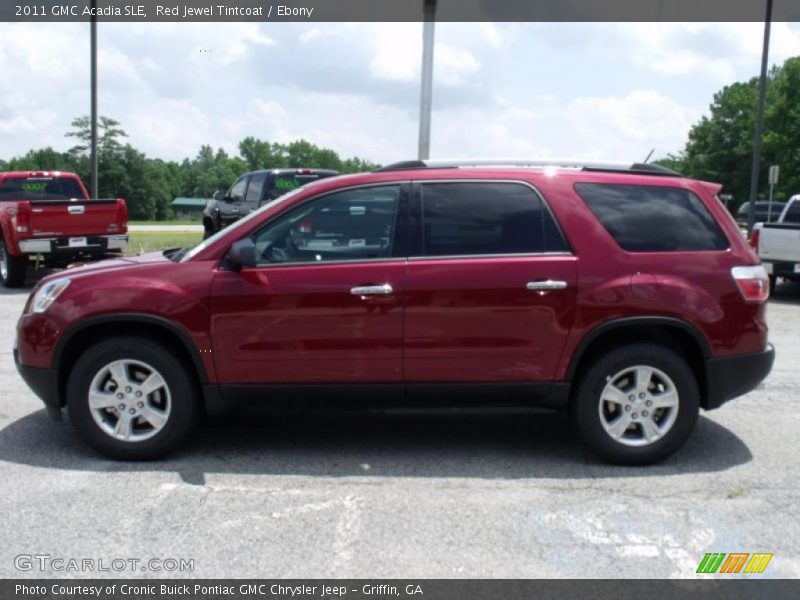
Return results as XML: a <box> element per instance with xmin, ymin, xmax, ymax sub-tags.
<box><xmin>642</xmin><ymin>148</ymin><xmax>655</xmax><ymax>164</ymax></box>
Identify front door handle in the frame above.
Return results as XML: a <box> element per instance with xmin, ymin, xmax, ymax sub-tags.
<box><xmin>526</xmin><ymin>280</ymin><xmax>568</xmax><ymax>291</ymax></box>
<box><xmin>351</xmin><ymin>284</ymin><xmax>394</xmax><ymax>296</ymax></box>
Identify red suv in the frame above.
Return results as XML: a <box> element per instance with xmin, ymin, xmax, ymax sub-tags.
<box><xmin>14</xmin><ymin>160</ymin><xmax>774</xmax><ymax>464</ymax></box>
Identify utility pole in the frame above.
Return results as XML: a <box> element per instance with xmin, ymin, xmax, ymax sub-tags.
<box><xmin>747</xmin><ymin>0</ymin><xmax>773</xmax><ymax>234</ymax></box>
<box><xmin>417</xmin><ymin>0</ymin><xmax>436</xmax><ymax>160</ymax></box>
<box><xmin>90</xmin><ymin>0</ymin><xmax>98</xmax><ymax>198</ymax></box>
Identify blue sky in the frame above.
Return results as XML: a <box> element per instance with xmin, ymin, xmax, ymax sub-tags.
<box><xmin>1</xmin><ymin>22</ymin><xmax>799</xmax><ymax>165</ymax></box>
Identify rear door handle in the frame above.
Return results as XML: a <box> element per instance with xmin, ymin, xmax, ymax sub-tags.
<box><xmin>526</xmin><ymin>280</ymin><xmax>568</xmax><ymax>291</ymax></box>
<box><xmin>351</xmin><ymin>284</ymin><xmax>394</xmax><ymax>296</ymax></box>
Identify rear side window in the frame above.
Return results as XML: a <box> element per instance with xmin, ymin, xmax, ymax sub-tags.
<box><xmin>575</xmin><ymin>183</ymin><xmax>728</xmax><ymax>252</ymax></box>
<box><xmin>420</xmin><ymin>182</ymin><xmax>569</xmax><ymax>257</ymax></box>
<box><xmin>0</xmin><ymin>176</ymin><xmax>84</xmax><ymax>201</ymax></box>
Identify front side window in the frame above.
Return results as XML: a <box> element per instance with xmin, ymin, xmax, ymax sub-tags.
<box><xmin>228</xmin><ymin>176</ymin><xmax>247</xmax><ymax>203</ymax></box>
<box><xmin>420</xmin><ymin>182</ymin><xmax>568</xmax><ymax>257</ymax></box>
<box><xmin>575</xmin><ymin>183</ymin><xmax>729</xmax><ymax>252</ymax></box>
<box><xmin>245</xmin><ymin>173</ymin><xmax>267</xmax><ymax>203</ymax></box>
<box><xmin>252</xmin><ymin>185</ymin><xmax>401</xmax><ymax>265</ymax></box>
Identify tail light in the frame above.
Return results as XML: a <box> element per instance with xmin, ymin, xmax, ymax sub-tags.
<box><xmin>116</xmin><ymin>199</ymin><xmax>128</xmax><ymax>233</ymax></box>
<box><xmin>731</xmin><ymin>265</ymin><xmax>769</xmax><ymax>302</ymax></box>
<box><xmin>16</xmin><ymin>201</ymin><xmax>31</xmax><ymax>234</ymax></box>
<box><xmin>749</xmin><ymin>228</ymin><xmax>761</xmax><ymax>250</ymax></box>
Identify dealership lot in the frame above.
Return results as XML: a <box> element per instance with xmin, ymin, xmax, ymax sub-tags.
<box><xmin>0</xmin><ymin>279</ymin><xmax>799</xmax><ymax>579</ymax></box>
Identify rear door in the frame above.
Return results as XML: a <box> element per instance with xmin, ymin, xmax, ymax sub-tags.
<box><xmin>403</xmin><ymin>181</ymin><xmax>577</xmax><ymax>383</ymax></box>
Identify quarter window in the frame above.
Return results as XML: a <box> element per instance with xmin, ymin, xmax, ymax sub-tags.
<box><xmin>420</xmin><ymin>182</ymin><xmax>568</xmax><ymax>257</ymax></box>
<box><xmin>575</xmin><ymin>183</ymin><xmax>729</xmax><ymax>252</ymax></box>
<box><xmin>252</xmin><ymin>185</ymin><xmax>401</xmax><ymax>265</ymax></box>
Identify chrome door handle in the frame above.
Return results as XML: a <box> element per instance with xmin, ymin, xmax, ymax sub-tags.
<box><xmin>526</xmin><ymin>280</ymin><xmax>568</xmax><ymax>291</ymax></box>
<box><xmin>351</xmin><ymin>284</ymin><xmax>393</xmax><ymax>296</ymax></box>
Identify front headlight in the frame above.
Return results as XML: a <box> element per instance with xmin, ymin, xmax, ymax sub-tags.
<box><xmin>31</xmin><ymin>278</ymin><xmax>71</xmax><ymax>314</ymax></box>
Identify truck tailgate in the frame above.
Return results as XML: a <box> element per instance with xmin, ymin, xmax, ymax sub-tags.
<box><xmin>760</xmin><ymin>224</ymin><xmax>800</xmax><ymax>263</ymax></box>
<box><xmin>29</xmin><ymin>200</ymin><xmax>124</xmax><ymax>237</ymax></box>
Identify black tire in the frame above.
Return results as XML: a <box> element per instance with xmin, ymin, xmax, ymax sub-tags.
<box><xmin>573</xmin><ymin>343</ymin><xmax>699</xmax><ymax>466</ymax></box>
<box><xmin>0</xmin><ymin>239</ymin><xmax>27</xmax><ymax>288</ymax></box>
<box><xmin>67</xmin><ymin>336</ymin><xmax>200</xmax><ymax>460</ymax></box>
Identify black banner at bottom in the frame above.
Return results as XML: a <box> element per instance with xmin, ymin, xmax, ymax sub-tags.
<box><xmin>3</xmin><ymin>580</ymin><xmax>800</xmax><ymax>600</ymax></box>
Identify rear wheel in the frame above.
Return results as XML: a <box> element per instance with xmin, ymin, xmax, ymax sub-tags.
<box><xmin>573</xmin><ymin>343</ymin><xmax>699</xmax><ymax>465</ymax></box>
<box><xmin>67</xmin><ymin>336</ymin><xmax>200</xmax><ymax>460</ymax></box>
<box><xmin>0</xmin><ymin>240</ymin><xmax>27</xmax><ymax>288</ymax></box>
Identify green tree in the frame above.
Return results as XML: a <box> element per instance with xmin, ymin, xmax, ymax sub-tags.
<box><xmin>66</xmin><ymin>116</ymin><xmax>128</xmax><ymax>157</ymax></box>
<box><xmin>667</xmin><ymin>56</ymin><xmax>800</xmax><ymax>212</ymax></box>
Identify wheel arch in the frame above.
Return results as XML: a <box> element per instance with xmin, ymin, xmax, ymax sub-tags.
<box><xmin>566</xmin><ymin>316</ymin><xmax>711</xmax><ymax>408</ymax></box>
<box><xmin>54</xmin><ymin>313</ymin><xmax>208</xmax><ymax>407</ymax></box>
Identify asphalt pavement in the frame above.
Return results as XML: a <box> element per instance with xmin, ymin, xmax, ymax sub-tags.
<box><xmin>1</xmin><ymin>277</ymin><xmax>799</xmax><ymax>579</ymax></box>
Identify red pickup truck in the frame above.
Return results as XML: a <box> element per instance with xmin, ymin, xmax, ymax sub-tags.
<box><xmin>0</xmin><ymin>171</ymin><xmax>128</xmax><ymax>287</ymax></box>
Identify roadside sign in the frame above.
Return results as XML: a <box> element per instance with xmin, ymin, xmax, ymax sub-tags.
<box><xmin>768</xmin><ymin>165</ymin><xmax>779</xmax><ymax>185</ymax></box>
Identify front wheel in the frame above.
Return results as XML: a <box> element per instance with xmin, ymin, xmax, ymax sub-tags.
<box><xmin>0</xmin><ymin>240</ymin><xmax>27</xmax><ymax>288</ymax></box>
<box><xmin>67</xmin><ymin>337</ymin><xmax>200</xmax><ymax>460</ymax></box>
<box><xmin>573</xmin><ymin>343</ymin><xmax>699</xmax><ymax>465</ymax></box>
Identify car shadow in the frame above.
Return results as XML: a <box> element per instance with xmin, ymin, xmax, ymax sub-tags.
<box><xmin>770</xmin><ymin>279</ymin><xmax>800</xmax><ymax>305</ymax></box>
<box><xmin>0</xmin><ymin>407</ymin><xmax>751</xmax><ymax>481</ymax></box>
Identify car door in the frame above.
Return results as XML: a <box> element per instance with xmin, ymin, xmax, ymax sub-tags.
<box><xmin>209</xmin><ymin>182</ymin><xmax>409</xmax><ymax>386</ymax></box>
<box><xmin>220</xmin><ymin>175</ymin><xmax>248</xmax><ymax>228</ymax></box>
<box><xmin>403</xmin><ymin>180</ymin><xmax>577</xmax><ymax>384</ymax></box>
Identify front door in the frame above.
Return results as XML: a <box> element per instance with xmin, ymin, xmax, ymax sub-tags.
<box><xmin>209</xmin><ymin>183</ymin><xmax>407</xmax><ymax>385</ymax></box>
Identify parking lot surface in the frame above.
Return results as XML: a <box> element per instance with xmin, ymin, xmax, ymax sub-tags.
<box><xmin>1</xmin><ymin>279</ymin><xmax>799</xmax><ymax>579</ymax></box>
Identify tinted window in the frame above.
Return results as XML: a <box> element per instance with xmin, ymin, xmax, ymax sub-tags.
<box><xmin>228</xmin><ymin>177</ymin><xmax>247</xmax><ymax>203</ymax></box>
<box><xmin>575</xmin><ymin>183</ymin><xmax>728</xmax><ymax>252</ymax></box>
<box><xmin>420</xmin><ymin>182</ymin><xmax>568</xmax><ymax>256</ymax></box>
<box><xmin>245</xmin><ymin>173</ymin><xmax>266</xmax><ymax>203</ymax></box>
<box><xmin>783</xmin><ymin>201</ymin><xmax>800</xmax><ymax>224</ymax></box>
<box><xmin>253</xmin><ymin>185</ymin><xmax>400</xmax><ymax>265</ymax></box>
<box><xmin>0</xmin><ymin>176</ymin><xmax>84</xmax><ymax>201</ymax></box>
<box><xmin>265</xmin><ymin>173</ymin><xmax>324</xmax><ymax>201</ymax></box>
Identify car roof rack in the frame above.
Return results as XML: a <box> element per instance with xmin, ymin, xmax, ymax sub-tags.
<box><xmin>374</xmin><ymin>158</ymin><xmax>683</xmax><ymax>177</ymax></box>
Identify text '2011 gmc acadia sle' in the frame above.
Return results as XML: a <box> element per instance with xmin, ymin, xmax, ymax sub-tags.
<box><xmin>14</xmin><ymin>160</ymin><xmax>775</xmax><ymax>464</ymax></box>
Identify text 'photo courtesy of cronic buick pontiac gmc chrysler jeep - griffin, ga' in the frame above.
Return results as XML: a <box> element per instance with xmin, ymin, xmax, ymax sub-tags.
<box><xmin>14</xmin><ymin>160</ymin><xmax>775</xmax><ymax>465</ymax></box>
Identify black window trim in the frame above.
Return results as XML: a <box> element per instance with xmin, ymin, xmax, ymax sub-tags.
<box><xmin>244</xmin><ymin>181</ymin><xmax>411</xmax><ymax>269</ymax></box>
<box><xmin>409</xmin><ymin>178</ymin><xmax>574</xmax><ymax>260</ymax></box>
<box><xmin>573</xmin><ymin>181</ymin><xmax>731</xmax><ymax>254</ymax></box>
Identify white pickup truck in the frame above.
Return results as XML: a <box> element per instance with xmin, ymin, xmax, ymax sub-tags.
<box><xmin>752</xmin><ymin>194</ymin><xmax>800</xmax><ymax>289</ymax></box>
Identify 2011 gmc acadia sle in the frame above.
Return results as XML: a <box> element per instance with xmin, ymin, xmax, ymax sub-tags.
<box><xmin>14</xmin><ymin>160</ymin><xmax>775</xmax><ymax>464</ymax></box>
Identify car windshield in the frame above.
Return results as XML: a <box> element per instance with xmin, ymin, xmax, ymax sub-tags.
<box><xmin>177</xmin><ymin>183</ymin><xmax>315</xmax><ymax>263</ymax></box>
<box><xmin>0</xmin><ymin>176</ymin><xmax>84</xmax><ymax>201</ymax></box>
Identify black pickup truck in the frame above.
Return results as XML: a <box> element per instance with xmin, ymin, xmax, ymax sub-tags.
<box><xmin>203</xmin><ymin>168</ymin><xmax>339</xmax><ymax>238</ymax></box>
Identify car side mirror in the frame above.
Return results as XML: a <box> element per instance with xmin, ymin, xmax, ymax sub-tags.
<box><xmin>227</xmin><ymin>238</ymin><xmax>256</xmax><ymax>270</ymax></box>
<box><xmin>213</xmin><ymin>191</ymin><xmax>225</xmax><ymax>202</ymax></box>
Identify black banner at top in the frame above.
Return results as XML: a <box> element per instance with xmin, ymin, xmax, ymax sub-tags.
<box><xmin>2</xmin><ymin>0</ymin><xmax>800</xmax><ymax>23</ymax></box>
